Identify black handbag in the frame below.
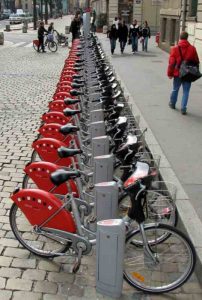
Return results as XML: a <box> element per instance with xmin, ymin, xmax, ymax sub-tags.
<box><xmin>178</xmin><ymin>46</ymin><xmax>202</xmax><ymax>82</ymax></box>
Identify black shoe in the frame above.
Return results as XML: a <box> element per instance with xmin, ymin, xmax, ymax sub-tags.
<box><xmin>42</xmin><ymin>51</ymin><xmax>47</xmax><ymax>53</ymax></box>
<box><xmin>169</xmin><ymin>102</ymin><xmax>175</xmax><ymax>109</ymax></box>
<box><xmin>181</xmin><ymin>109</ymin><xmax>187</xmax><ymax>115</ymax></box>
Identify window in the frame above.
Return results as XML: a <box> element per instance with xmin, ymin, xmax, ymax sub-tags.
<box><xmin>170</xmin><ymin>19</ymin><xmax>176</xmax><ymax>46</ymax></box>
<box><xmin>189</xmin><ymin>0</ymin><xmax>198</xmax><ymax>17</ymax></box>
<box><xmin>162</xmin><ymin>18</ymin><xmax>167</xmax><ymax>42</ymax></box>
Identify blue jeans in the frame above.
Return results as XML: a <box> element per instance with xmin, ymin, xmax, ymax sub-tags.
<box><xmin>170</xmin><ymin>77</ymin><xmax>191</xmax><ymax>111</ymax></box>
<box><xmin>120</xmin><ymin>40</ymin><xmax>126</xmax><ymax>52</ymax></box>
<box><xmin>131</xmin><ymin>36</ymin><xmax>138</xmax><ymax>52</ymax></box>
<box><xmin>142</xmin><ymin>37</ymin><xmax>148</xmax><ymax>51</ymax></box>
<box><xmin>110</xmin><ymin>38</ymin><xmax>116</xmax><ymax>53</ymax></box>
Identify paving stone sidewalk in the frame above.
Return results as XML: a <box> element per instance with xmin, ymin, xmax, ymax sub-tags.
<box><xmin>0</xmin><ymin>22</ymin><xmax>202</xmax><ymax>299</ymax></box>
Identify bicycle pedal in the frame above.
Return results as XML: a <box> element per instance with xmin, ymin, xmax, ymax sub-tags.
<box><xmin>72</xmin><ymin>247</ymin><xmax>82</xmax><ymax>273</ymax></box>
<box><xmin>88</xmin><ymin>215</ymin><xmax>96</xmax><ymax>223</ymax></box>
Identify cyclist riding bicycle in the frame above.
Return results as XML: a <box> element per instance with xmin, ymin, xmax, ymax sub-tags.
<box><xmin>37</xmin><ymin>21</ymin><xmax>48</xmax><ymax>53</ymax></box>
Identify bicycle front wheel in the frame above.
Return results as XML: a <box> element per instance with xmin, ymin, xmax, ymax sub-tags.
<box><xmin>124</xmin><ymin>223</ymin><xmax>196</xmax><ymax>293</ymax></box>
<box><xmin>9</xmin><ymin>203</ymin><xmax>70</xmax><ymax>257</ymax></box>
<box><xmin>22</xmin><ymin>174</ymin><xmax>38</xmax><ymax>189</ymax></box>
<box><xmin>48</xmin><ymin>41</ymin><xmax>58</xmax><ymax>52</ymax></box>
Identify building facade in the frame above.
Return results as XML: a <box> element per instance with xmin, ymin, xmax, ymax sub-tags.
<box><xmin>159</xmin><ymin>0</ymin><xmax>202</xmax><ymax>62</ymax></box>
<box><xmin>159</xmin><ymin>0</ymin><xmax>181</xmax><ymax>51</ymax></box>
<box><xmin>91</xmin><ymin>0</ymin><xmax>161</xmax><ymax>32</ymax></box>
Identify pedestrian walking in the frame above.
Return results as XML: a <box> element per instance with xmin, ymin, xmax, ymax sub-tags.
<box><xmin>141</xmin><ymin>21</ymin><xmax>150</xmax><ymax>52</ymax></box>
<box><xmin>69</xmin><ymin>15</ymin><xmax>81</xmax><ymax>41</ymax></box>
<box><xmin>118</xmin><ymin>21</ymin><xmax>128</xmax><ymax>54</ymax></box>
<box><xmin>129</xmin><ymin>20</ymin><xmax>140</xmax><ymax>53</ymax></box>
<box><xmin>37</xmin><ymin>21</ymin><xmax>48</xmax><ymax>53</ymax></box>
<box><xmin>167</xmin><ymin>31</ymin><xmax>200</xmax><ymax>115</ymax></box>
<box><xmin>109</xmin><ymin>24</ymin><xmax>118</xmax><ymax>55</ymax></box>
<box><xmin>113</xmin><ymin>17</ymin><xmax>119</xmax><ymax>30</ymax></box>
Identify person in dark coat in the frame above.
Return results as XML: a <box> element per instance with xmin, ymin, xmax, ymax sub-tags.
<box><xmin>48</xmin><ymin>22</ymin><xmax>54</xmax><ymax>33</ymax></box>
<box><xmin>141</xmin><ymin>21</ymin><xmax>150</xmax><ymax>52</ymax></box>
<box><xmin>167</xmin><ymin>31</ymin><xmax>199</xmax><ymax>114</ymax></box>
<box><xmin>118</xmin><ymin>21</ymin><xmax>128</xmax><ymax>54</ymax></box>
<box><xmin>129</xmin><ymin>19</ymin><xmax>140</xmax><ymax>53</ymax></box>
<box><xmin>37</xmin><ymin>21</ymin><xmax>48</xmax><ymax>52</ymax></box>
<box><xmin>109</xmin><ymin>24</ymin><xmax>118</xmax><ymax>55</ymax></box>
<box><xmin>69</xmin><ymin>16</ymin><xmax>80</xmax><ymax>41</ymax></box>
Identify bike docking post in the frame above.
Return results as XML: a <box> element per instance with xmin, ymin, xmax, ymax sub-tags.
<box><xmin>95</xmin><ymin>181</ymin><xmax>119</xmax><ymax>221</ymax></box>
<box><xmin>92</xmin><ymin>136</ymin><xmax>110</xmax><ymax>158</ymax></box>
<box><xmin>90</xmin><ymin>121</ymin><xmax>106</xmax><ymax>140</ymax></box>
<box><xmin>93</xmin><ymin>154</ymin><xmax>114</xmax><ymax>184</ymax></box>
<box><xmin>90</xmin><ymin>109</ymin><xmax>104</xmax><ymax>123</ymax></box>
<box><xmin>90</xmin><ymin>100</ymin><xmax>103</xmax><ymax>110</ymax></box>
<box><xmin>96</xmin><ymin>219</ymin><xmax>125</xmax><ymax>298</ymax></box>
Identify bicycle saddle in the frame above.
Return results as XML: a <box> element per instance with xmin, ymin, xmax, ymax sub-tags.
<box><xmin>112</xmin><ymin>90</ymin><xmax>122</xmax><ymax>100</ymax></box>
<box><xmin>64</xmin><ymin>98</ymin><xmax>81</xmax><ymax>105</ymax></box>
<box><xmin>63</xmin><ymin>108</ymin><xmax>82</xmax><ymax>116</ymax></box>
<box><xmin>59</xmin><ymin>124</ymin><xmax>79</xmax><ymax>135</ymax></box>
<box><xmin>51</xmin><ymin>169</ymin><xmax>80</xmax><ymax>186</ymax></box>
<box><xmin>72</xmin><ymin>79</ymin><xmax>85</xmax><ymax>84</ymax></box>
<box><xmin>71</xmin><ymin>83</ymin><xmax>84</xmax><ymax>89</ymax></box>
<box><xmin>76</xmin><ymin>59</ymin><xmax>84</xmax><ymax>63</ymax></box>
<box><xmin>70</xmin><ymin>89</ymin><xmax>83</xmax><ymax>96</ymax></box>
<box><xmin>58</xmin><ymin>146</ymin><xmax>83</xmax><ymax>158</ymax></box>
<box><xmin>109</xmin><ymin>76</ymin><xmax>115</xmax><ymax>83</ymax></box>
<box><xmin>74</xmin><ymin>68</ymin><xmax>82</xmax><ymax>72</ymax></box>
<box><xmin>72</xmin><ymin>74</ymin><xmax>83</xmax><ymax>79</ymax></box>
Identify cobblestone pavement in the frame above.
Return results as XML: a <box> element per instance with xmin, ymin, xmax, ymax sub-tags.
<box><xmin>0</xmin><ymin>21</ymin><xmax>202</xmax><ymax>300</ymax></box>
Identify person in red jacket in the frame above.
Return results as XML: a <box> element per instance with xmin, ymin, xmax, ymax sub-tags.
<box><xmin>167</xmin><ymin>31</ymin><xmax>199</xmax><ymax>114</ymax></box>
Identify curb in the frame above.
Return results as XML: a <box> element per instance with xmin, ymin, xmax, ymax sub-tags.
<box><xmin>99</xmin><ymin>37</ymin><xmax>202</xmax><ymax>285</ymax></box>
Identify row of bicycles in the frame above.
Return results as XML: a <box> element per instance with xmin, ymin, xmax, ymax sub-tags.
<box><xmin>10</xmin><ymin>34</ymin><xmax>196</xmax><ymax>294</ymax></box>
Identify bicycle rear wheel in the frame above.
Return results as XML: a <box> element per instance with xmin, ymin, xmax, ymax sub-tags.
<box><xmin>22</xmin><ymin>174</ymin><xmax>38</xmax><ymax>189</ymax></box>
<box><xmin>124</xmin><ymin>223</ymin><xmax>196</xmax><ymax>293</ymax></box>
<box><xmin>9</xmin><ymin>203</ymin><xmax>70</xmax><ymax>257</ymax></box>
<box><xmin>48</xmin><ymin>41</ymin><xmax>58</xmax><ymax>52</ymax></box>
<box><xmin>31</xmin><ymin>149</ymin><xmax>41</xmax><ymax>162</ymax></box>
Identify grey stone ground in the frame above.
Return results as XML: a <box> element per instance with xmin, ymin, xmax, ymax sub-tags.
<box><xmin>0</xmin><ymin>16</ymin><xmax>202</xmax><ymax>299</ymax></box>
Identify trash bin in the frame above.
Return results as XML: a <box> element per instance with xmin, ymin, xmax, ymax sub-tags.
<box><xmin>5</xmin><ymin>24</ymin><xmax>10</xmax><ymax>32</ymax></box>
<box><xmin>65</xmin><ymin>26</ymin><xmax>70</xmax><ymax>34</ymax></box>
<box><xmin>0</xmin><ymin>32</ymin><xmax>4</xmax><ymax>45</ymax></box>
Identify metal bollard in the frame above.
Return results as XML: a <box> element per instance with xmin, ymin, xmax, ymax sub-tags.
<box><xmin>90</xmin><ymin>109</ymin><xmax>104</xmax><ymax>123</ymax></box>
<box><xmin>96</xmin><ymin>219</ymin><xmax>125</xmax><ymax>298</ymax></box>
<box><xmin>22</xmin><ymin>25</ymin><xmax>27</xmax><ymax>33</ymax></box>
<box><xmin>65</xmin><ymin>25</ymin><xmax>70</xmax><ymax>34</ymax></box>
<box><xmin>90</xmin><ymin>121</ymin><xmax>105</xmax><ymax>139</ymax></box>
<box><xmin>95</xmin><ymin>181</ymin><xmax>119</xmax><ymax>221</ymax></box>
<box><xmin>0</xmin><ymin>32</ymin><xmax>4</xmax><ymax>45</ymax></box>
<box><xmin>5</xmin><ymin>24</ymin><xmax>10</xmax><ymax>32</ymax></box>
<box><xmin>93</xmin><ymin>154</ymin><xmax>114</xmax><ymax>184</ymax></box>
<box><xmin>92</xmin><ymin>136</ymin><xmax>109</xmax><ymax>158</ymax></box>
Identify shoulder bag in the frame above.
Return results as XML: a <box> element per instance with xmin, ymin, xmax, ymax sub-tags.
<box><xmin>178</xmin><ymin>46</ymin><xmax>202</xmax><ymax>82</ymax></box>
